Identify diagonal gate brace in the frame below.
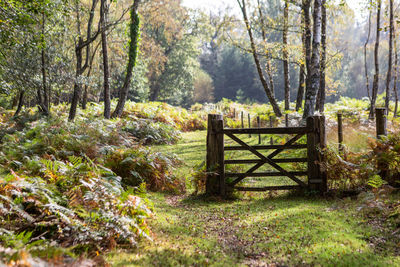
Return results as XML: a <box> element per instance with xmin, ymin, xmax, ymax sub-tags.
<box><xmin>226</xmin><ymin>133</ymin><xmax>307</xmax><ymax>187</ymax></box>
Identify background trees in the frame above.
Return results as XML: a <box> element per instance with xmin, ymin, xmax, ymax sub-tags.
<box><xmin>0</xmin><ymin>0</ymin><xmax>399</xmax><ymax>119</ymax></box>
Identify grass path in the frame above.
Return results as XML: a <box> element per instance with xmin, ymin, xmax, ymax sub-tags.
<box><xmin>108</xmin><ymin>131</ymin><xmax>400</xmax><ymax>266</ymax></box>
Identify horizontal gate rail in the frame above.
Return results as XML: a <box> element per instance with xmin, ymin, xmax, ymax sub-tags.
<box><xmin>224</xmin><ymin>158</ymin><xmax>308</xmax><ymax>164</ymax></box>
<box><xmin>205</xmin><ymin>114</ymin><xmax>327</xmax><ymax>197</ymax></box>
<box><xmin>224</xmin><ymin>144</ymin><xmax>307</xmax><ymax>151</ymax></box>
<box><xmin>225</xmin><ymin>132</ymin><xmax>307</xmax><ymax>187</ymax></box>
<box><xmin>225</xmin><ymin>171</ymin><xmax>308</xmax><ymax>177</ymax></box>
<box><xmin>222</xmin><ymin>127</ymin><xmax>310</xmax><ymax>135</ymax></box>
<box><xmin>235</xmin><ymin>185</ymin><xmax>301</xmax><ymax>191</ymax></box>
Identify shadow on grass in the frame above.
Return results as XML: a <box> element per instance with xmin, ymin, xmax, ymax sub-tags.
<box><xmin>112</xmin><ymin>248</ymin><xmax>212</xmax><ymax>267</ymax></box>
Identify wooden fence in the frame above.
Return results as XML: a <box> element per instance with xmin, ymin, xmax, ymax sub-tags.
<box><xmin>206</xmin><ymin>114</ymin><xmax>327</xmax><ymax>197</ymax></box>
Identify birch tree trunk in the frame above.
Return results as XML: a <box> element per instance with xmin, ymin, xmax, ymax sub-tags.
<box><xmin>369</xmin><ymin>0</ymin><xmax>381</xmax><ymax>119</ymax></box>
<box><xmin>302</xmin><ymin>0</ymin><xmax>321</xmax><ymax>119</ymax></box>
<box><xmin>237</xmin><ymin>0</ymin><xmax>282</xmax><ymax>117</ymax></box>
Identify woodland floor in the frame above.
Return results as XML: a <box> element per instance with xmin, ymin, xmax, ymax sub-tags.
<box><xmin>107</xmin><ymin>131</ymin><xmax>400</xmax><ymax>266</ymax></box>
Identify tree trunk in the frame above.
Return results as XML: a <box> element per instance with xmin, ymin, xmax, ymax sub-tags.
<box><xmin>316</xmin><ymin>0</ymin><xmax>326</xmax><ymax>112</ymax></box>
<box><xmin>364</xmin><ymin>1</ymin><xmax>372</xmax><ymax>101</ymax></box>
<box><xmin>69</xmin><ymin>41</ymin><xmax>84</xmax><ymax>121</ymax></box>
<box><xmin>369</xmin><ymin>0</ymin><xmax>381</xmax><ymax>119</ymax></box>
<box><xmin>303</xmin><ymin>0</ymin><xmax>321</xmax><ymax>119</ymax></box>
<box><xmin>385</xmin><ymin>0</ymin><xmax>393</xmax><ymax>112</ymax></box>
<box><xmin>112</xmin><ymin>0</ymin><xmax>141</xmax><ymax>118</ymax></box>
<box><xmin>237</xmin><ymin>0</ymin><xmax>282</xmax><ymax>117</ymax></box>
<box><xmin>14</xmin><ymin>91</ymin><xmax>24</xmax><ymax>117</ymax></box>
<box><xmin>296</xmin><ymin>2</ymin><xmax>308</xmax><ymax>111</ymax></box>
<box><xmin>303</xmin><ymin>0</ymin><xmax>312</xmax><ymax>97</ymax></box>
<box><xmin>257</xmin><ymin>0</ymin><xmax>275</xmax><ymax>97</ymax></box>
<box><xmin>100</xmin><ymin>0</ymin><xmax>111</xmax><ymax>119</ymax></box>
<box><xmin>283</xmin><ymin>0</ymin><xmax>290</xmax><ymax>110</ymax></box>
<box><xmin>393</xmin><ymin>20</ymin><xmax>398</xmax><ymax>117</ymax></box>
<box><xmin>41</xmin><ymin>12</ymin><xmax>49</xmax><ymax>113</ymax></box>
<box><xmin>69</xmin><ymin>0</ymin><xmax>99</xmax><ymax>121</ymax></box>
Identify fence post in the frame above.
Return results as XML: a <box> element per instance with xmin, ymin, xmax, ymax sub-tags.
<box><xmin>248</xmin><ymin>113</ymin><xmax>251</xmax><ymax>138</ymax></box>
<box><xmin>306</xmin><ymin>116</ymin><xmax>327</xmax><ymax>193</ymax></box>
<box><xmin>206</xmin><ymin>114</ymin><xmax>225</xmax><ymax>196</ymax></box>
<box><xmin>285</xmin><ymin>114</ymin><xmax>289</xmax><ymax>127</ymax></box>
<box><xmin>241</xmin><ymin>111</ymin><xmax>244</xmax><ymax>129</ymax></box>
<box><xmin>337</xmin><ymin>112</ymin><xmax>344</xmax><ymax>154</ymax></box>
<box><xmin>375</xmin><ymin>108</ymin><xmax>387</xmax><ymax>138</ymax></box>
<box><xmin>375</xmin><ymin>108</ymin><xmax>388</xmax><ymax>182</ymax></box>
<box><xmin>257</xmin><ymin>116</ymin><xmax>261</xmax><ymax>144</ymax></box>
<box><xmin>269</xmin><ymin>116</ymin><xmax>273</xmax><ymax>145</ymax></box>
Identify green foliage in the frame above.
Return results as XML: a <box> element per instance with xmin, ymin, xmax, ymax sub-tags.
<box><xmin>129</xmin><ymin>11</ymin><xmax>141</xmax><ymax>68</ymax></box>
<box><xmin>367</xmin><ymin>174</ymin><xmax>386</xmax><ymax>189</ymax></box>
<box><xmin>104</xmin><ymin>148</ymin><xmax>185</xmax><ymax>193</ymax></box>
<box><xmin>122</xmin><ymin>119</ymin><xmax>180</xmax><ymax>145</ymax></box>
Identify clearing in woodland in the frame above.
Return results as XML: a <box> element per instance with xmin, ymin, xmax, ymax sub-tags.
<box><xmin>108</xmin><ymin>131</ymin><xmax>400</xmax><ymax>266</ymax></box>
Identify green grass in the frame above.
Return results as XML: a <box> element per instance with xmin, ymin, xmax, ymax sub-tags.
<box><xmin>108</xmin><ymin>130</ymin><xmax>400</xmax><ymax>266</ymax></box>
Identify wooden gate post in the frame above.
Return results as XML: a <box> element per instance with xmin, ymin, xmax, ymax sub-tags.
<box><xmin>375</xmin><ymin>108</ymin><xmax>388</xmax><ymax>182</ymax></box>
<box><xmin>306</xmin><ymin>116</ymin><xmax>327</xmax><ymax>193</ymax></box>
<box><xmin>337</xmin><ymin>112</ymin><xmax>344</xmax><ymax>154</ymax></box>
<box><xmin>206</xmin><ymin>114</ymin><xmax>225</xmax><ymax>196</ymax></box>
<box><xmin>375</xmin><ymin>108</ymin><xmax>387</xmax><ymax>138</ymax></box>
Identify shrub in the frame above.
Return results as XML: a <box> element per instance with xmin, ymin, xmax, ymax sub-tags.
<box><xmin>104</xmin><ymin>148</ymin><xmax>185</xmax><ymax>194</ymax></box>
<box><xmin>0</xmin><ymin>157</ymin><xmax>151</xmax><ymax>263</ymax></box>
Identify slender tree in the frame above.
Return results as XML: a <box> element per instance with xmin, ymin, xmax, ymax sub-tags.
<box><xmin>364</xmin><ymin>0</ymin><xmax>372</xmax><ymax>101</ymax></box>
<box><xmin>393</xmin><ymin>18</ymin><xmax>398</xmax><ymax>117</ymax></box>
<box><xmin>237</xmin><ymin>0</ymin><xmax>282</xmax><ymax>117</ymax></box>
<box><xmin>100</xmin><ymin>0</ymin><xmax>111</xmax><ymax>119</ymax></box>
<box><xmin>69</xmin><ymin>0</ymin><xmax>100</xmax><ymax>121</ymax></box>
<box><xmin>257</xmin><ymin>0</ymin><xmax>275</xmax><ymax>96</ymax></box>
<box><xmin>296</xmin><ymin>3</ymin><xmax>307</xmax><ymax>111</ymax></box>
<box><xmin>41</xmin><ymin>11</ymin><xmax>49</xmax><ymax>114</ymax></box>
<box><xmin>369</xmin><ymin>0</ymin><xmax>381</xmax><ymax>119</ymax></box>
<box><xmin>302</xmin><ymin>0</ymin><xmax>322</xmax><ymax>119</ymax></box>
<box><xmin>283</xmin><ymin>0</ymin><xmax>290</xmax><ymax>110</ymax></box>
<box><xmin>315</xmin><ymin>0</ymin><xmax>326</xmax><ymax>112</ymax></box>
<box><xmin>385</xmin><ymin>0</ymin><xmax>394</xmax><ymax>112</ymax></box>
<box><xmin>14</xmin><ymin>91</ymin><xmax>25</xmax><ymax>117</ymax></box>
<box><xmin>112</xmin><ymin>0</ymin><xmax>141</xmax><ymax>118</ymax></box>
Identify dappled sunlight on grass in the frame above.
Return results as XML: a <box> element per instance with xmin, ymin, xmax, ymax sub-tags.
<box><xmin>108</xmin><ymin>193</ymin><xmax>399</xmax><ymax>266</ymax></box>
<box><xmin>108</xmin><ymin>126</ymin><xmax>400</xmax><ymax>266</ymax></box>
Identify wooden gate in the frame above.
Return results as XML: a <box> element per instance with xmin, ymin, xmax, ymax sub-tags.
<box><xmin>206</xmin><ymin>114</ymin><xmax>327</xmax><ymax>197</ymax></box>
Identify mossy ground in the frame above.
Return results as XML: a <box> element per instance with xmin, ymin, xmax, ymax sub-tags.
<box><xmin>108</xmin><ymin>131</ymin><xmax>400</xmax><ymax>266</ymax></box>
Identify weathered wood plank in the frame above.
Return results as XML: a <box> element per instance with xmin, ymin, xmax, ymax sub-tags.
<box><xmin>225</xmin><ymin>171</ymin><xmax>308</xmax><ymax>177</ymax></box>
<box><xmin>222</xmin><ymin>127</ymin><xmax>310</xmax><ymax>135</ymax></box>
<box><xmin>224</xmin><ymin>158</ymin><xmax>308</xmax><ymax>164</ymax></box>
<box><xmin>235</xmin><ymin>185</ymin><xmax>301</xmax><ymax>191</ymax></box>
<box><xmin>224</xmin><ymin>144</ymin><xmax>307</xmax><ymax>151</ymax></box>
<box><xmin>376</xmin><ymin>108</ymin><xmax>387</xmax><ymax>138</ymax></box>
<box><xmin>226</xmin><ymin>133</ymin><xmax>307</xmax><ymax>187</ymax></box>
<box><xmin>206</xmin><ymin>114</ymin><xmax>224</xmax><ymax>196</ymax></box>
<box><xmin>267</xmin><ymin>134</ymin><xmax>305</xmax><ymax>159</ymax></box>
<box><xmin>337</xmin><ymin>113</ymin><xmax>343</xmax><ymax>154</ymax></box>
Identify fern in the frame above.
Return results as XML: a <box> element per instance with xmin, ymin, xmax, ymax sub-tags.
<box><xmin>367</xmin><ymin>174</ymin><xmax>387</xmax><ymax>189</ymax></box>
